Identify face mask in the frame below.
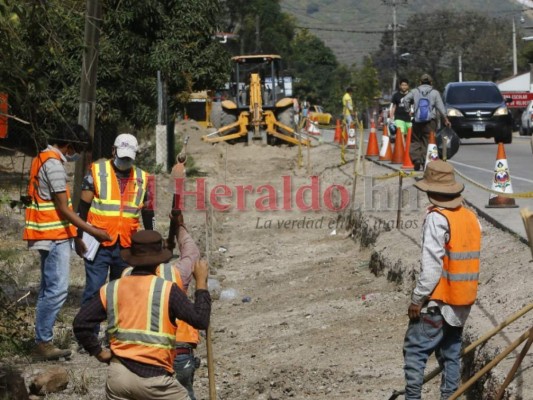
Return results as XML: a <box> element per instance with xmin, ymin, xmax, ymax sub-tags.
<box><xmin>65</xmin><ymin>152</ymin><xmax>80</xmax><ymax>162</ymax></box>
<box><xmin>114</xmin><ymin>156</ymin><xmax>134</xmax><ymax>171</ymax></box>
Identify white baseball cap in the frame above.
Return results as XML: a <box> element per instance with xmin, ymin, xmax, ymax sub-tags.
<box><xmin>114</xmin><ymin>133</ymin><xmax>138</xmax><ymax>160</ymax></box>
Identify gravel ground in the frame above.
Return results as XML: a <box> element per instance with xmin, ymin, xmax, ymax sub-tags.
<box><xmin>1</xmin><ymin>120</ymin><xmax>532</xmax><ymax>399</ymax></box>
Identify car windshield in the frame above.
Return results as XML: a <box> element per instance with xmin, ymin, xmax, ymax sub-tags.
<box><xmin>446</xmin><ymin>86</ymin><xmax>503</xmax><ymax>104</ymax></box>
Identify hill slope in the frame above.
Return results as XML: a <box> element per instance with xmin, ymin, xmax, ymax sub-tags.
<box><xmin>281</xmin><ymin>0</ymin><xmax>527</xmax><ymax>66</ymax></box>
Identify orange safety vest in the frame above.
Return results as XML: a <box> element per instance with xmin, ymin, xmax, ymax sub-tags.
<box><xmin>23</xmin><ymin>149</ymin><xmax>76</xmax><ymax>241</ymax></box>
<box><xmin>87</xmin><ymin>160</ymin><xmax>148</xmax><ymax>247</ymax></box>
<box><xmin>429</xmin><ymin>207</ymin><xmax>481</xmax><ymax>306</ymax></box>
<box><xmin>100</xmin><ymin>275</ymin><xmax>176</xmax><ymax>373</ymax></box>
<box><xmin>122</xmin><ymin>264</ymin><xmax>200</xmax><ymax>345</ymax></box>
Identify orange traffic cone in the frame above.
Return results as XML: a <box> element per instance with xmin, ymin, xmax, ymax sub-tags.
<box><xmin>391</xmin><ymin>126</ymin><xmax>405</xmax><ymax>164</ymax></box>
<box><xmin>486</xmin><ymin>143</ymin><xmax>519</xmax><ymax>208</ymax></box>
<box><xmin>401</xmin><ymin>126</ymin><xmax>415</xmax><ymax>170</ymax></box>
<box><xmin>379</xmin><ymin>124</ymin><xmax>392</xmax><ymax>161</ymax></box>
<box><xmin>365</xmin><ymin>120</ymin><xmax>379</xmax><ymax>158</ymax></box>
<box><xmin>424</xmin><ymin>131</ymin><xmax>439</xmax><ymax>168</ymax></box>
<box><xmin>334</xmin><ymin>119</ymin><xmax>342</xmax><ymax>143</ymax></box>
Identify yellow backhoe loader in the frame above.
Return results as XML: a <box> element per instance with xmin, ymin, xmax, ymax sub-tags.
<box><xmin>202</xmin><ymin>55</ymin><xmax>309</xmax><ymax>146</ymax></box>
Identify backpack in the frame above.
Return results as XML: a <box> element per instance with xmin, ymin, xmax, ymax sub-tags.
<box><xmin>414</xmin><ymin>88</ymin><xmax>433</xmax><ymax>123</ymax></box>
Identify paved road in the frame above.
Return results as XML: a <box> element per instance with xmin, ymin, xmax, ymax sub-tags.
<box><xmin>449</xmin><ymin>135</ymin><xmax>533</xmax><ymax>240</ymax></box>
<box><xmin>319</xmin><ymin>128</ymin><xmax>533</xmax><ymax>241</ymax></box>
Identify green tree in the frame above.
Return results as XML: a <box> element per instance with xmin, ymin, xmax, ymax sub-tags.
<box><xmin>220</xmin><ymin>0</ymin><xmax>295</xmax><ymax>57</ymax></box>
<box><xmin>352</xmin><ymin>57</ymin><xmax>381</xmax><ymax>115</ymax></box>
<box><xmin>374</xmin><ymin>10</ymin><xmax>515</xmax><ymax>93</ymax></box>
<box><xmin>288</xmin><ymin>30</ymin><xmax>340</xmax><ymax>111</ymax></box>
<box><xmin>0</xmin><ymin>0</ymin><xmax>231</xmax><ymax>153</ymax></box>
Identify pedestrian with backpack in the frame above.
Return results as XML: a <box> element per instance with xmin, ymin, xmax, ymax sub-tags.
<box><xmin>402</xmin><ymin>74</ymin><xmax>451</xmax><ymax>171</ymax></box>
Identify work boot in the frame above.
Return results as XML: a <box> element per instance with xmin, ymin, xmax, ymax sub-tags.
<box><xmin>31</xmin><ymin>341</ymin><xmax>72</xmax><ymax>362</ymax></box>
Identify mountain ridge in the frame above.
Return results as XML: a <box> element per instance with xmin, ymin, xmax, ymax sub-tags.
<box><xmin>281</xmin><ymin>0</ymin><xmax>528</xmax><ymax>66</ymax></box>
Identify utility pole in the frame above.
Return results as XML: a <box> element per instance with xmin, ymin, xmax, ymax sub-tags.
<box><xmin>383</xmin><ymin>0</ymin><xmax>407</xmax><ymax>94</ymax></box>
<box><xmin>73</xmin><ymin>0</ymin><xmax>102</xmax><ymax>209</ymax></box>
<box><xmin>513</xmin><ymin>18</ymin><xmax>518</xmax><ymax>76</ymax></box>
<box><xmin>392</xmin><ymin>0</ymin><xmax>397</xmax><ymax>92</ymax></box>
<box><xmin>458</xmin><ymin>54</ymin><xmax>463</xmax><ymax>82</ymax></box>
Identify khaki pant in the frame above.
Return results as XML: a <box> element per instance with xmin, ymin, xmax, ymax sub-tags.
<box><xmin>106</xmin><ymin>359</ymin><xmax>188</xmax><ymax>400</ymax></box>
<box><xmin>410</xmin><ymin>119</ymin><xmax>437</xmax><ymax>166</ymax></box>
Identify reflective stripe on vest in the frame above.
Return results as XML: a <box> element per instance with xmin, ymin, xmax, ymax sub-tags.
<box><xmin>159</xmin><ymin>263</ymin><xmax>200</xmax><ymax>345</ymax></box>
<box><xmin>121</xmin><ymin>263</ymin><xmax>201</xmax><ymax>345</ymax></box>
<box><xmin>23</xmin><ymin>150</ymin><xmax>76</xmax><ymax>241</ymax></box>
<box><xmin>161</xmin><ymin>263</ymin><xmax>179</xmax><ymax>283</ymax></box>
<box><xmin>87</xmin><ymin>160</ymin><xmax>148</xmax><ymax>247</ymax></box>
<box><xmin>430</xmin><ymin>207</ymin><xmax>481</xmax><ymax>306</ymax></box>
<box><xmin>102</xmin><ymin>276</ymin><xmax>176</xmax><ymax>372</ymax></box>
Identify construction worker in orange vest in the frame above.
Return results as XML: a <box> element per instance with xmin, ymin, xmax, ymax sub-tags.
<box><xmin>122</xmin><ymin>211</ymin><xmax>202</xmax><ymax>399</ymax></box>
<box><xmin>23</xmin><ymin>124</ymin><xmax>111</xmax><ymax>361</ymax></box>
<box><xmin>73</xmin><ymin>230</ymin><xmax>211</xmax><ymax>400</ymax></box>
<box><xmin>403</xmin><ymin>160</ymin><xmax>481</xmax><ymax>400</ymax></box>
<box><xmin>74</xmin><ymin>133</ymin><xmax>155</xmax><ymax>319</ymax></box>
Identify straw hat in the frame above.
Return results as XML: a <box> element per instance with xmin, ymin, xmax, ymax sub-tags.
<box><xmin>414</xmin><ymin>160</ymin><xmax>464</xmax><ymax>208</ymax></box>
<box><xmin>120</xmin><ymin>231</ymin><xmax>172</xmax><ymax>267</ymax></box>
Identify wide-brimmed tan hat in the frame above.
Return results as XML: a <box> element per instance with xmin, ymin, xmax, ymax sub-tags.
<box><xmin>414</xmin><ymin>160</ymin><xmax>464</xmax><ymax>208</ymax></box>
<box><xmin>120</xmin><ymin>230</ymin><xmax>172</xmax><ymax>267</ymax></box>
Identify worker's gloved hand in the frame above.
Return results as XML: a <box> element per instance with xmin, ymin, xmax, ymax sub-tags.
<box><xmin>74</xmin><ymin>237</ymin><xmax>87</xmax><ymax>258</ymax></box>
<box><xmin>96</xmin><ymin>348</ymin><xmax>112</xmax><ymax>364</ymax></box>
<box><xmin>407</xmin><ymin>303</ymin><xmax>422</xmax><ymax>321</ymax></box>
<box><xmin>169</xmin><ymin>211</ymin><xmax>184</xmax><ymax>227</ymax></box>
<box><xmin>193</xmin><ymin>259</ymin><xmax>208</xmax><ymax>290</ymax></box>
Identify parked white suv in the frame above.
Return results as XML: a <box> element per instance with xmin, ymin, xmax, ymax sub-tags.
<box><xmin>520</xmin><ymin>100</ymin><xmax>533</xmax><ymax>136</ymax></box>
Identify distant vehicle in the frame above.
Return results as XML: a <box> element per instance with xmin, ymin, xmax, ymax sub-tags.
<box><xmin>520</xmin><ymin>100</ymin><xmax>533</xmax><ymax>136</ymax></box>
<box><xmin>308</xmin><ymin>105</ymin><xmax>333</xmax><ymax>125</ymax></box>
<box><xmin>443</xmin><ymin>81</ymin><xmax>513</xmax><ymax>144</ymax></box>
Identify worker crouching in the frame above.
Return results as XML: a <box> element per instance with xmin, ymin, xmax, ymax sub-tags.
<box><xmin>73</xmin><ymin>230</ymin><xmax>211</xmax><ymax>400</ymax></box>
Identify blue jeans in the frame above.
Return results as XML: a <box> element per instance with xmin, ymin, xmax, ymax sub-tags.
<box><xmin>174</xmin><ymin>352</ymin><xmax>200</xmax><ymax>400</ymax></box>
<box><xmin>81</xmin><ymin>242</ymin><xmax>128</xmax><ymax>305</ymax></box>
<box><xmin>36</xmin><ymin>240</ymin><xmax>72</xmax><ymax>343</ymax></box>
<box><xmin>403</xmin><ymin>311</ymin><xmax>463</xmax><ymax>400</ymax></box>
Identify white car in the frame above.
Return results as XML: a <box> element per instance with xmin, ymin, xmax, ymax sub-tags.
<box><xmin>520</xmin><ymin>100</ymin><xmax>533</xmax><ymax>136</ymax></box>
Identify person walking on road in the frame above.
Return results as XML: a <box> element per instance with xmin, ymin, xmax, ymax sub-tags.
<box><xmin>74</xmin><ymin>133</ymin><xmax>155</xmax><ymax>309</ymax></box>
<box><xmin>390</xmin><ymin>78</ymin><xmax>412</xmax><ymax>138</ymax></box>
<box><xmin>403</xmin><ymin>160</ymin><xmax>481</xmax><ymax>400</ymax></box>
<box><xmin>402</xmin><ymin>74</ymin><xmax>451</xmax><ymax>171</ymax></box>
<box><xmin>23</xmin><ymin>125</ymin><xmax>111</xmax><ymax>361</ymax></box>
<box><xmin>73</xmin><ymin>230</ymin><xmax>211</xmax><ymax>400</ymax></box>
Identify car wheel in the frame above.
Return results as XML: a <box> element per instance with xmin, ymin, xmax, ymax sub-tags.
<box><xmin>529</xmin><ymin>126</ymin><xmax>533</xmax><ymax>136</ymax></box>
<box><xmin>519</xmin><ymin>126</ymin><xmax>526</xmax><ymax>136</ymax></box>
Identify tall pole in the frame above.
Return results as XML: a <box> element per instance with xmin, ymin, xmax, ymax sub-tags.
<box><xmin>383</xmin><ymin>0</ymin><xmax>405</xmax><ymax>93</ymax></box>
<box><xmin>513</xmin><ymin>18</ymin><xmax>518</xmax><ymax>76</ymax></box>
<box><xmin>73</xmin><ymin>0</ymin><xmax>102</xmax><ymax>209</ymax></box>
<box><xmin>458</xmin><ymin>54</ymin><xmax>463</xmax><ymax>82</ymax></box>
<box><xmin>392</xmin><ymin>0</ymin><xmax>397</xmax><ymax>93</ymax></box>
